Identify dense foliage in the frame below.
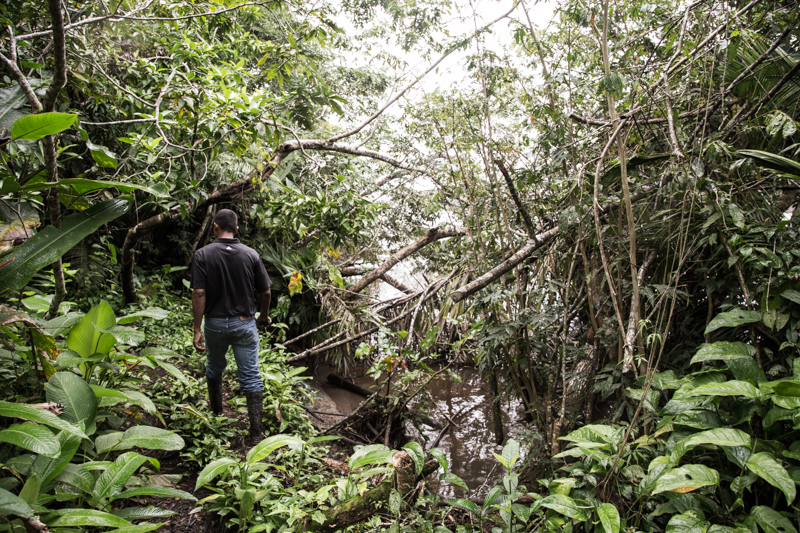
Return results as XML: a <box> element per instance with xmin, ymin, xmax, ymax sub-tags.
<box><xmin>2</xmin><ymin>0</ymin><xmax>800</xmax><ymax>531</ymax></box>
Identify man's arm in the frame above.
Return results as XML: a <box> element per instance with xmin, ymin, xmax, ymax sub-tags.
<box><xmin>256</xmin><ymin>289</ymin><xmax>271</xmax><ymax>328</ymax></box>
<box><xmin>192</xmin><ymin>289</ymin><xmax>206</xmax><ymax>351</ymax></box>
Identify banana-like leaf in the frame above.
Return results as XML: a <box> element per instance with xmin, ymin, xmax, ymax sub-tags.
<box><xmin>690</xmin><ymin>342</ymin><xmax>755</xmax><ymax>364</ymax></box>
<box><xmin>704</xmin><ymin>309</ymin><xmax>762</xmax><ymax>335</ymax></box>
<box><xmin>100</xmin><ymin>426</ymin><xmax>184</xmax><ymax>453</ymax></box>
<box><xmin>54</xmin><ymin>463</ymin><xmax>95</xmax><ymax>494</ymax></box>
<box><xmin>751</xmin><ymin>506</ymin><xmax>798</xmax><ymax>533</ymax></box>
<box><xmin>537</xmin><ymin>494</ymin><xmax>590</xmax><ymax>521</ymax></box>
<box><xmin>119</xmin><ymin>392</ymin><xmax>157</xmax><ymax>415</ymax></box>
<box><xmin>117</xmin><ymin>307</ymin><xmax>170</xmax><ymax>324</ymax></box>
<box><xmin>20</xmin><ymin>178</ymin><xmax>168</xmax><ymax>198</ymax></box>
<box><xmin>18</xmin><ymin>473</ymin><xmax>40</xmax><ymax>506</ymax></box>
<box><xmin>0</xmin><ymin>198</ymin><xmax>131</xmax><ymax>294</ymax></box>
<box><xmin>195</xmin><ymin>457</ymin><xmax>238</xmax><ymax>490</ymax></box>
<box><xmin>45</xmin><ymin>372</ymin><xmax>97</xmax><ymax>430</ymax></box>
<box><xmin>67</xmin><ymin>300</ymin><xmax>117</xmax><ymax>358</ymax></box>
<box><xmin>46</xmin><ymin>509</ymin><xmax>132</xmax><ymax>528</ymax></box>
<box><xmin>114</xmin><ymin>486</ymin><xmax>196</xmax><ymax>501</ymax></box>
<box><xmin>111</xmin><ymin>506</ymin><xmax>176</xmax><ymax>520</ymax></box>
<box><xmin>36</xmin><ymin>432</ymin><xmax>82</xmax><ymax>485</ymax></box>
<box><xmin>0</xmin><ymin>423</ymin><xmax>59</xmax><ymax>457</ymax></box>
<box><xmin>247</xmin><ymin>433</ymin><xmax>304</xmax><ymax>465</ymax></box>
<box><xmin>93</xmin><ymin>452</ymin><xmax>149</xmax><ymax>504</ymax></box>
<box><xmin>0</xmin><ymin>401</ymin><xmax>87</xmax><ymax>439</ymax></box>
<box><xmin>737</xmin><ymin>149</ymin><xmax>800</xmax><ymax>178</ymax></box>
<box><xmin>10</xmin><ymin>112</ymin><xmax>77</xmax><ymax>141</ymax></box>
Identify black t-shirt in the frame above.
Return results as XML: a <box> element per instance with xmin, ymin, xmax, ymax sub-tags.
<box><xmin>190</xmin><ymin>238</ymin><xmax>271</xmax><ymax>317</ymax></box>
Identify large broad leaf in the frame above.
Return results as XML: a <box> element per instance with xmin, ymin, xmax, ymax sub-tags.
<box><xmin>704</xmin><ymin>309</ymin><xmax>762</xmax><ymax>335</ymax></box>
<box><xmin>652</xmin><ymin>464</ymin><xmax>720</xmax><ymax>494</ymax></box>
<box><xmin>772</xmin><ymin>380</ymin><xmax>800</xmax><ymax>397</ymax></box>
<box><xmin>111</xmin><ymin>506</ymin><xmax>175</xmax><ymax>520</ymax></box>
<box><xmin>45</xmin><ymin>372</ymin><xmax>97</xmax><ymax>431</ymax></box>
<box><xmin>445</xmin><ymin>498</ymin><xmax>480</xmax><ymax>514</ymax></box>
<box><xmin>98</xmin><ymin>426</ymin><xmax>184</xmax><ymax>453</ymax></box>
<box><xmin>737</xmin><ymin>150</ymin><xmax>800</xmax><ymax>179</ymax></box>
<box><xmin>690</xmin><ymin>342</ymin><xmax>755</xmax><ymax>364</ymax></box>
<box><xmin>0</xmin><ymin>423</ymin><xmax>59</xmax><ymax>457</ymax></box>
<box><xmin>93</xmin><ymin>452</ymin><xmax>149</xmax><ymax>504</ymax></box>
<box><xmin>665</xmin><ymin>511</ymin><xmax>710</xmax><ymax>533</ymax></box>
<box><xmin>21</xmin><ymin>178</ymin><xmax>168</xmax><ymax>198</ymax></box>
<box><xmin>346</xmin><ymin>443</ymin><xmax>393</xmax><ymax>471</ymax></box>
<box><xmin>114</xmin><ymin>486</ymin><xmax>196</xmax><ymax>501</ymax></box>
<box><xmin>10</xmin><ymin>112</ymin><xmax>77</xmax><ymax>141</ymax></box>
<box><xmin>195</xmin><ymin>457</ymin><xmax>238</xmax><ymax>490</ymax></box>
<box><xmin>117</xmin><ymin>307</ymin><xmax>170</xmax><ymax>324</ymax></box>
<box><xmin>67</xmin><ymin>300</ymin><xmax>117</xmax><ymax>358</ymax></box>
<box><xmin>46</xmin><ymin>509</ymin><xmax>132</xmax><ymax>528</ymax></box>
<box><xmin>0</xmin><ymin>198</ymin><xmax>131</xmax><ymax>294</ymax></box>
<box><xmin>54</xmin><ymin>463</ymin><xmax>95</xmax><ymax>494</ymax></box>
<box><xmin>671</xmin><ymin>428</ymin><xmax>751</xmax><ymax>463</ymax></box>
<box><xmin>102</xmin><ymin>325</ymin><xmax>146</xmax><ymax>346</ymax></box>
<box><xmin>402</xmin><ymin>442</ymin><xmax>425</xmax><ymax>476</ymax></box>
<box><xmin>0</xmin><ymin>487</ymin><xmax>34</xmax><ymax>518</ymax></box>
<box><xmin>0</xmin><ymin>400</ymin><xmax>87</xmax><ymax>439</ymax></box>
<box><xmin>102</xmin><ymin>524</ymin><xmax>162</xmax><ymax>533</ymax></box>
<box><xmin>597</xmin><ymin>503</ymin><xmax>621</xmax><ymax>533</ymax></box>
<box><xmin>537</xmin><ymin>494</ymin><xmax>590</xmax><ymax>521</ymax></box>
<box><xmin>750</xmin><ymin>506</ymin><xmax>798</xmax><ymax>533</ymax></box>
<box><xmin>746</xmin><ymin>452</ymin><xmax>796</xmax><ymax>504</ymax></box>
<box><xmin>687</xmin><ymin>380</ymin><xmax>760</xmax><ymax>398</ymax></box>
<box><xmin>248</xmin><ymin>433</ymin><xmax>305</xmax><ymax>465</ymax></box>
<box><xmin>38</xmin><ymin>432</ymin><xmax>82</xmax><ymax>485</ymax></box>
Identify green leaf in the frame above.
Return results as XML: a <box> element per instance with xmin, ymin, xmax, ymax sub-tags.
<box><xmin>750</xmin><ymin>506</ymin><xmax>798</xmax><ymax>533</ymax></box>
<box><xmin>247</xmin><ymin>433</ymin><xmax>304</xmax><ymax>465</ymax></box>
<box><xmin>666</xmin><ymin>511</ymin><xmax>710</xmax><ymax>533</ymax></box>
<box><xmin>54</xmin><ymin>463</ymin><xmax>95</xmax><ymax>493</ymax></box>
<box><xmin>47</xmin><ymin>509</ymin><xmax>132</xmax><ymax>528</ymax></box>
<box><xmin>402</xmin><ymin>442</ymin><xmax>425</xmax><ymax>476</ymax></box>
<box><xmin>652</xmin><ymin>464</ymin><xmax>720</xmax><ymax>494</ymax></box>
<box><xmin>441</xmin><ymin>472</ymin><xmax>468</xmax><ymax>490</ymax></box>
<box><xmin>746</xmin><ymin>452</ymin><xmax>796</xmax><ymax>504</ymax></box>
<box><xmin>93</xmin><ymin>452</ymin><xmax>148</xmax><ymax>504</ymax></box>
<box><xmin>501</xmin><ymin>438</ymin><xmax>520</xmax><ymax>469</ymax></box>
<box><xmin>704</xmin><ymin>309</ymin><xmax>762</xmax><ymax>335</ymax></box>
<box><xmin>597</xmin><ymin>503</ymin><xmax>621</xmax><ymax>533</ymax></box>
<box><xmin>0</xmin><ymin>487</ymin><xmax>34</xmax><ymax>518</ymax></box>
<box><xmin>117</xmin><ymin>307</ymin><xmax>169</xmax><ymax>324</ymax></box>
<box><xmin>153</xmin><ymin>360</ymin><xmax>191</xmax><ymax>386</ymax></box>
<box><xmin>86</xmin><ymin>141</ymin><xmax>117</xmax><ymax>169</ymax></box>
<box><xmin>22</xmin><ymin>178</ymin><xmax>169</xmax><ymax>198</ymax></box>
<box><xmin>102</xmin><ymin>325</ymin><xmax>146</xmax><ymax>346</ymax></box>
<box><xmin>0</xmin><ymin>423</ymin><xmax>59</xmax><ymax>457</ymax></box>
<box><xmin>195</xmin><ymin>457</ymin><xmax>238</xmax><ymax>490</ymax></box>
<box><xmin>0</xmin><ymin>198</ymin><xmax>131</xmax><ymax>294</ymax></box>
<box><xmin>538</xmin><ymin>494</ymin><xmax>590</xmax><ymax>521</ymax></box>
<box><xmin>347</xmin><ymin>444</ymin><xmax>393</xmax><ymax>471</ymax></box>
<box><xmin>737</xmin><ymin>150</ymin><xmax>800</xmax><ymax>179</ymax></box>
<box><xmin>446</xmin><ymin>498</ymin><xmax>479</xmax><ymax>514</ymax></box>
<box><xmin>103</xmin><ymin>524</ymin><xmax>163</xmax><ymax>533</ymax></box>
<box><xmin>114</xmin><ymin>486</ymin><xmax>196</xmax><ymax>501</ymax></box>
<box><xmin>18</xmin><ymin>472</ymin><xmax>40</xmax><ymax>506</ymax></box>
<box><xmin>45</xmin><ymin>372</ymin><xmax>97</xmax><ymax>430</ymax></box>
<box><xmin>772</xmin><ymin>380</ymin><xmax>800</xmax><ymax>397</ymax></box>
<box><xmin>11</xmin><ymin>112</ymin><xmax>77</xmax><ymax>141</ymax></box>
<box><xmin>119</xmin><ymin>391</ymin><xmax>157</xmax><ymax>415</ymax></box>
<box><xmin>111</xmin><ymin>506</ymin><xmax>176</xmax><ymax>520</ymax></box>
<box><xmin>687</xmin><ymin>380</ymin><xmax>759</xmax><ymax>398</ymax></box>
<box><xmin>671</xmin><ymin>428</ymin><xmax>751</xmax><ymax>463</ymax></box>
<box><xmin>690</xmin><ymin>342</ymin><xmax>755</xmax><ymax>364</ymax></box>
<box><xmin>0</xmin><ymin>401</ymin><xmax>87</xmax><ymax>439</ymax></box>
<box><xmin>114</xmin><ymin>426</ymin><xmax>184</xmax><ymax>452</ymax></box>
<box><xmin>67</xmin><ymin>300</ymin><xmax>117</xmax><ymax>358</ymax></box>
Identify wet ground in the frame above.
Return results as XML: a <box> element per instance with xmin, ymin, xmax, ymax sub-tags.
<box><xmin>309</xmin><ymin>363</ymin><xmax>526</xmax><ymax>497</ymax></box>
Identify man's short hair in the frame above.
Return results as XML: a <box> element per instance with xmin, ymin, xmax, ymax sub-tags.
<box><xmin>214</xmin><ymin>209</ymin><xmax>238</xmax><ymax>233</ymax></box>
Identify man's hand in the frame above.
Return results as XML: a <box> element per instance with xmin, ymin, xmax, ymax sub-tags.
<box><xmin>256</xmin><ymin>314</ymin><xmax>271</xmax><ymax>329</ymax></box>
<box><xmin>194</xmin><ymin>330</ymin><xmax>206</xmax><ymax>351</ymax></box>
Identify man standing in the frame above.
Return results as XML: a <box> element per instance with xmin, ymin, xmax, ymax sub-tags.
<box><xmin>191</xmin><ymin>209</ymin><xmax>272</xmax><ymax>445</ymax></box>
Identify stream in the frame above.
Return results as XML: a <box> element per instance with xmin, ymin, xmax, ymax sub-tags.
<box><xmin>312</xmin><ymin>364</ymin><xmax>526</xmax><ymax>497</ymax></box>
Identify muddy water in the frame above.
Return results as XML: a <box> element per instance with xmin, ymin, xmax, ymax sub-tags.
<box><xmin>313</xmin><ymin>364</ymin><xmax>525</xmax><ymax>496</ymax></box>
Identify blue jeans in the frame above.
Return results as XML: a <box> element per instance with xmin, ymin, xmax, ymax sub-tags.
<box><xmin>204</xmin><ymin>317</ymin><xmax>263</xmax><ymax>393</ymax></box>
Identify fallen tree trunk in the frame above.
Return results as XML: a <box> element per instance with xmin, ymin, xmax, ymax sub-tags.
<box><xmin>301</xmin><ymin>452</ymin><xmax>438</xmax><ymax>532</ymax></box>
<box><xmin>342</xmin><ymin>227</ymin><xmax>463</xmax><ymax>300</ymax></box>
<box><xmin>327</xmin><ymin>374</ymin><xmax>375</xmax><ymax>397</ymax></box>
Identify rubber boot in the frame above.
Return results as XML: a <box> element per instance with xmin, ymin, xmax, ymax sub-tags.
<box><xmin>245</xmin><ymin>391</ymin><xmax>265</xmax><ymax>446</ymax></box>
<box><xmin>207</xmin><ymin>376</ymin><xmax>223</xmax><ymax>416</ymax></box>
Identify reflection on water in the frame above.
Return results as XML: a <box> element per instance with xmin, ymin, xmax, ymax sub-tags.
<box><xmin>314</xmin><ymin>364</ymin><xmax>525</xmax><ymax>497</ymax></box>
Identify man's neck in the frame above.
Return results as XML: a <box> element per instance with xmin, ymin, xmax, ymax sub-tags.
<box><xmin>216</xmin><ymin>232</ymin><xmax>236</xmax><ymax>239</ymax></box>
